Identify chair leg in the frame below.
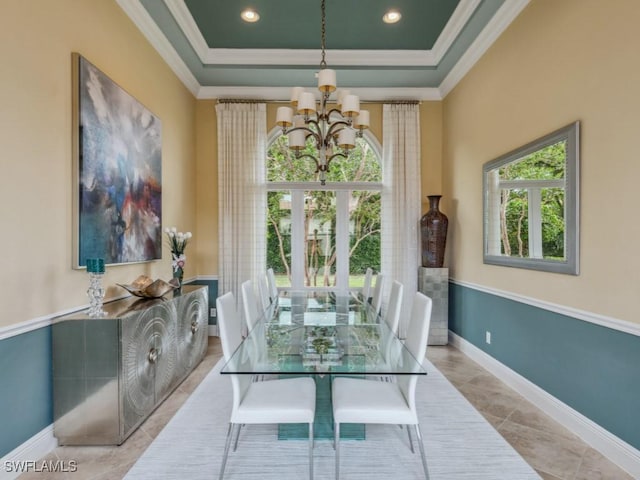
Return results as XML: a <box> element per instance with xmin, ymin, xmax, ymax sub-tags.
<box><xmin>308</xmin><ymin>422</ymin><xmax>314</xmax><ymax>480</ymax></box>
<box><xmin>413</xmin><ymin>424</ymin><xmax>430</xmax><ymax>480</ymax></box>
<box><xmin>334</xmin><ymin>422</ymin><xmax>340</xmax><ymax>480</ymax></box>
<box><xmin>232</xmin><ymin>424</ymin><xmax>242</xmax><ymax>452</ymax></box>
<box><xmin>219</xmin><ymin>423</ymin><xmax>235</xmax><ymax>480</ymax></box>
<box><xmin>407</xmin><ymin>424</ymin><xmax>415</xmax><ymax>453</ymax></box>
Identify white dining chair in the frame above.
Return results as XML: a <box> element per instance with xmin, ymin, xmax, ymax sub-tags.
<box><xmin>331</xmin><ymin>291</ymin><xmax>433</xmax><ymax>480</ymax></box>
<box><xmin>361</xmin><ymin>267</ymin><xmax>373</xmax><ymax>301</ymax></box>
<box><xmin>370</xmin><ymin>273</ymin><xmax>386</xmax><ymax>316</ymax></box>
<box><xmin>257</xmin><ymin>273</ymin><xmax>272</xmax><ymax>311</ymax></box>
<box><xmin>379</xmin><ymin>280</ymin><xmax>404</xmax><ymax>382</ymax></box>
<box><xmin>240</xmin><ymin>280</ymin><xmax>260</xmax><ymax>332</ymax></box>
<box><xmin>267</xmin><ymin>267</ymin><xmax>291</xmax><ymax>308</ymax></box>
<box><xmin>385</xmin><ymin>280</ymin><xmax>403</xmax><ymax>336</ymax></box>
<box><xmin>217</xmin><ymin>292</ymin><xmax>317</xmax><ymax>480</ymax></box>
<box><xmin>266</xmin><ymin>268</ymin><xmax>278</xmax><ymax>302</ymax></box>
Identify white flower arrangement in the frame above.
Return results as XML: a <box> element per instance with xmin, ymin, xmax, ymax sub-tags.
<box><xmin>165</xmin><ymin>227</ymin><xmax>192</xmax><ymax>272</ymax></box>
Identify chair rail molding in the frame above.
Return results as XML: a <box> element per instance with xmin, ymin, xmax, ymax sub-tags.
<box><xmin>1</xmin><ymin>276</ymin><xmax>210</xmax><ymax>341</ymax></box>
<box><xmin>449</xmin><ymin>278</ymin><xmax>640</xmax><ymax>337</ymax></box>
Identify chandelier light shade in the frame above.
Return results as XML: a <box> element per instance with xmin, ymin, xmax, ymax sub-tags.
<box><xmin>275</xmin><ymin>0</ymin><xmax>369</xmax><ymax>185</ymax></box>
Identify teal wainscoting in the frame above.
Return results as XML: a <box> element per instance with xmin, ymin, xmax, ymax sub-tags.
<box><xmin>449</xmin><ymin>282</ymin><xmax>640</xmax><ymax>451</ymax></box>
<box><xmin>0</xmin><ymin>326</ymin><xmax>53</xmax><ymax>458</ymax></box>
<box><xmin>188</xmin><ymin>278</ymin><xmax>218</xmax><ymax>325</ymax></box>
<box><xmin>0</xmin><ymin>277</ymin><xmax>218</xmax><ymax>459</ymax></box>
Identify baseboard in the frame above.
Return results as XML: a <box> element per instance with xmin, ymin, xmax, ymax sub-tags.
<box><xmin>208</xmin><ymin>325</ymin><xmax>218</xmax><ymax>337</ymax></box>
<box><xmin>0</xmin><ymin>425</ymin><xmax>58</xmax><ymax>480</ymax></box>
<box><xmin>448</xmin><ymin>331</ymin><xmax>640</xmax><ymax>478</ymax></box>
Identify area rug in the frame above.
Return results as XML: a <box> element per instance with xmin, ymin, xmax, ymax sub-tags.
<box><xmin>124</xmin><ymin>358</ymin><xmax>540</xmax><ymax>479</ymax></box>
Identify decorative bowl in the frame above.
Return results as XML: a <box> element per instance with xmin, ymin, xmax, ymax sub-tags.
<box><xmin>117</xmin><ymin>275</ymin><xmax>180</xmax><ymax>298</ymax></box>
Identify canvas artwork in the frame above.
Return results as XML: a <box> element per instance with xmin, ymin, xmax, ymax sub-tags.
<box><xmin>73</xmin><ymin>53</ymin><xmax>162</xmax><ymax>268</ymax></box>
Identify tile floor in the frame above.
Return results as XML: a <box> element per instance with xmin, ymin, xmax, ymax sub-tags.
<box><xmin>19</xmin><ymin>337</ymin><xmax>634</xmax><ymax>480</ymax></box>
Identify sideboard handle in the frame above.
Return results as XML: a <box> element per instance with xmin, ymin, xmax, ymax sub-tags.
<box><xmin>148</xmin><ymin>347</ymin><xmax>158</xmax><ymax>364</ymax></box>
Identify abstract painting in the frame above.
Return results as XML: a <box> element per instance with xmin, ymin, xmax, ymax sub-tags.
<box><xmin>72</xmin><ymin>53</ymin><xmax>162</xmax><ymax>268</ymax></box>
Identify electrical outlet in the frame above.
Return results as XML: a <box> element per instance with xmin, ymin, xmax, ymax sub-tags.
<box><xmin>485</xmin><ymin>331</ymin><xmax>491</xmax><ymax>344</ymax></box>
<box><xmin>210</xmin><ymin>308</ymin><xmax>217</xmax><ymax>317</ymax></box>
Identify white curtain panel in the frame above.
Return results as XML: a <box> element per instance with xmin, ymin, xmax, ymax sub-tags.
<box><xmin>381</xmin><ymin>103</ymin><xmax>421</xmax><ymax>339</ymax></box>
<box><xmin>216</xmin><ymin>102</ymin><xmax>267</xmax><ymax>328</ymax></box>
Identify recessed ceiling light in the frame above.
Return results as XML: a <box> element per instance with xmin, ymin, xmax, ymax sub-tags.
<box><xmin>382</xmin><ymin>10</ymin><xmax>401</xmax><ymax>24</ymax></box>
<box><xmin>241</xmin><ymin>8</ymin><xmax>260</xmax><ymax>23</ymax></box>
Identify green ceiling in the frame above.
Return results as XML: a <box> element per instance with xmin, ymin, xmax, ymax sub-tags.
<box><xmin>118</xmin><ymin>0</ymin><xmax>529</xmax><ymax>99</ymax></box>
<box><xmin>184</xmin><ymin>0</ymin><xmax>458</xmax><ymax>50</ymax></box>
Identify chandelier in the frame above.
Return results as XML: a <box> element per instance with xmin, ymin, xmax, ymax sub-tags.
<box><xmin>275</xmin><ymin>0</ymin><xmax>369</xmax><ymax>185</ymax></box>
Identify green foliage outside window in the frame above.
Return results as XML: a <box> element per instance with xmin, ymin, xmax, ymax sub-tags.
<box><xmin>266</xmin><ymin>134</ymin><xmax>381</xmax><ymax>285</ymax></box>
<box><xmin>499</xmin><ymin>141</ymin><xmax>566</xmax><ymax>259</ymax></box>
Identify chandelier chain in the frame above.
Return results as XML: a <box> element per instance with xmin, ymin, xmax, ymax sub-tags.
<box><xmin>320</xmin><ymin>0</ymin><xmax>327</xmax><ymax>68</ymax></box>
<box><xmin>274</xmin><ymin>0</ymin><xmax>369</xmax><ymax>185</ymax></box>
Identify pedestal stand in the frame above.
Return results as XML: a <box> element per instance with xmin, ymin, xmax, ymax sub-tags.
<box><xmin>418</xmin><ymin>267</ymin><xmax>449</xmax><ymax>345</ymax></box>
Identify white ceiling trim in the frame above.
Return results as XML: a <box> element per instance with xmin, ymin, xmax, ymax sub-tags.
<box><xmin>164</xmin><ymin>0</ymin><xmax>480</xmax><ymax>67</ymax></box>
<box><xmin>430</xmin><ymin>0</ymin><xmax>482</xmax><ymax>63</ymax></box>
<box><xmin>197</xmin><ymin>86</ymin><xmax>442</xmax><ymax>102</ymax></box>
<box><xmin>164</xmin><ymin>0</ymin><xmax>210</xmax><ymax>55</ymax></box>
<box><xmin>116</xmin><ymin>0</ymin><xmax>200</xmax><ymax>96</ymax></box>
<box><xmin>439</xmin><ymin>0</ymin><xmax>531</xmax><ymax>98</ymax></box>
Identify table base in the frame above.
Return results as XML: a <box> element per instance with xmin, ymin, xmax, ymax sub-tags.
<box><xmin>278</xmin><ymin>374</ymin><xmax>365</xmax><ymax>440</ymax></box>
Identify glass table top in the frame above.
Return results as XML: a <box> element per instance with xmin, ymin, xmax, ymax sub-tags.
<box><xmin>221</xmin><ymin>291</ymin><xmax>427</xmax><ymax>376</ymax></box>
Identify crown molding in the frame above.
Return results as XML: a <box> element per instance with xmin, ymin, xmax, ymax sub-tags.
<box><xmin>431</xmin><ymin>0</ymin><xmax>482</xmax><ymax>64</ymax></box>
<box><xmin>164</xmin><ymin>0</ymin><xmax>210</xmax><ymax>56</ymax></box>
<box><xmin>439</xmin><ymin>0</ymin><xmax>531</xmax><ymax>98</ymax></box>
<box><xmin>115</xmin><ymin>0</ymin><xmax>200</xmax><ymax>96</ymax></box>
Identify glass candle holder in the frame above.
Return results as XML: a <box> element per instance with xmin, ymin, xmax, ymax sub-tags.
<box><xmin>86</xmin><ymin>258</ymin><xmax>106</xmax><ymax>317</ymax></box>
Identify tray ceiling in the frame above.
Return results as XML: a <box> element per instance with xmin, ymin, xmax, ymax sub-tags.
<box><xmin>116</xmin><ymin>0</ymin><xmax>530</xmax><ymax>100</ymax></box>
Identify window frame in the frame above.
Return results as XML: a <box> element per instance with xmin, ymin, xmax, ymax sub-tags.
<box><xmin>266</xmin><ymin>128</ymin><xmax>383</xmax><ymax>290</ymax></box>
<box><xmin>482</xmin><ymin>121</ymin><xmax>580</xmax><ymax>275</ymax></box>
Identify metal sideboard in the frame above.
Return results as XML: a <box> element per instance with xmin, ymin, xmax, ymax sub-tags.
<box><xmin>52</xmin><ymin>285</ymin><xmax>208</xmax><ymax>445</ymax></box>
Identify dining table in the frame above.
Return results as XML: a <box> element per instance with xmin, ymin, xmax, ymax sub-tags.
<box><xmin>220</xmin><ymin>290</ymin><xmax>427</xmax><ymax>440</ymax></box>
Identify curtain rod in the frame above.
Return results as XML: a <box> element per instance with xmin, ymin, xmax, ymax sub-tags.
<box><xmin>216</xmin><ymin>99</ymin><xmax>262</xmax><ymax>104</ymax></box>
<box><xmin>216</xmin><ymin>99</ymin><xmax>421</xmax><ymax>105</ymax></box>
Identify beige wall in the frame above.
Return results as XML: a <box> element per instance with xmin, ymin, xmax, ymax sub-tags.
<box><xmin>0</xmin><ymin>0</ymin><xmax>445</xmax><ymax>327</ymax></box>
<box><xmin>195</xmin><ymin>100</ymin><xmax>218</xmax><ymax>275</ymax></box>
<box><xmin>421</xmin><ymin>101</ymin><xmax>444</xmax><ymax>211</ymax></box>
<box><xmin>0</xmin><ymin>0</ymin><xmax>197</xmax><ymax>328</ymax></box>
<box><xmin>442</xmin><ymin>0</ymin><xmax>640</xmax><ymax>323</ymax></box>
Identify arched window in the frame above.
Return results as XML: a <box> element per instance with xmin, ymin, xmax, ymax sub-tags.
<box><xmin>266</xmin><ymin>130</ymin><xmax>382</xmax><ymax>291</ymax></box>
